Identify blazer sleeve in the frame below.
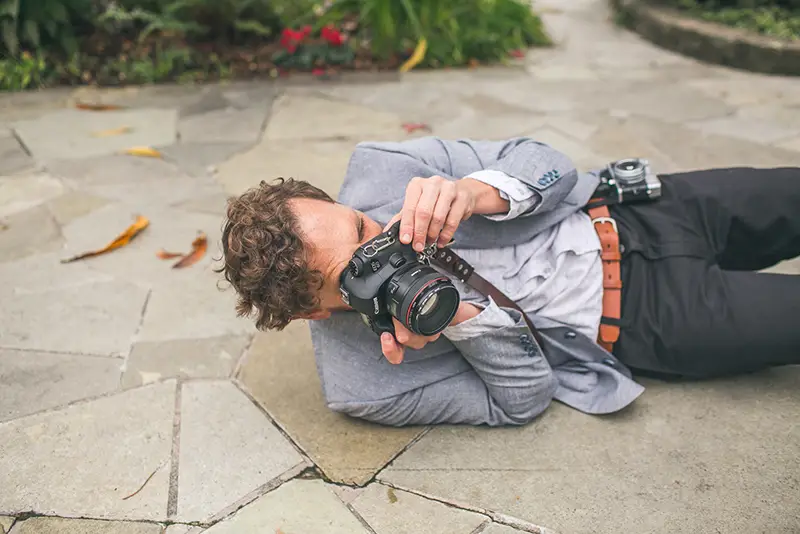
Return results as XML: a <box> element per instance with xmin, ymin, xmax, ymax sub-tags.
<box><xmin>339</xmin><ymin>137</ymin><xmax>578</xmax><ymax>219</ymax></box>
<box><xmin>326</xmin><ymin>307</ymin><xmax>558</xmax><ymax>427</ymax></box>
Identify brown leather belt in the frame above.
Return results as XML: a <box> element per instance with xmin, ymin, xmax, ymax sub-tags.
<box><xmin>587</xmin><ymin>199</ymin><xmax>622</xmax><ymax>352</ymax></box>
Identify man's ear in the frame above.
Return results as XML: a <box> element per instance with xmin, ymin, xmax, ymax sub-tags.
<box><xmin>299</xmin><ymin>310</ymin><xmax>331</xmax><ymax>321</ymax></box>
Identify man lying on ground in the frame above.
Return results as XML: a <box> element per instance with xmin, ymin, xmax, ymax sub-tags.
<box><xmin>218</xmin><ymin>137</ymin><xmax>800</xmax><ymax>426</ymax></box>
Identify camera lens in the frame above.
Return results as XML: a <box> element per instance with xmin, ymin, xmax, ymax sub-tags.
<box><xmin>387</xmin><ymin>264</ymin><xmax>460</xmax><ymax>336</ymax></box>
<box><xmin>613</xmin><ymin>158</ymin><xmax>645</xmax><ymax>184</ymax></box>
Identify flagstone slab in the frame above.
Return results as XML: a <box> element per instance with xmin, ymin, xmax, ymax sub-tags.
<box><xmin>0</xmin><ymin>252</ymin><xmax>113</xmax><ymax>298</ymax></box>
<box><xmin>776</xmin><ymin>135</ymin><xmax>800</xmax><ymax>153</ymax></box>
<box><xmin>263</xmin><ymin>93</ymin><xmax>405</xmax><ymax>141</ymax></box>
<box><xmin>482</xmin><ymin>524</ymin><xmax>527</xmax><ymax>534</ymax></box>
<box><xmin>237</xmin><ymin>320</ymin><xmax>426</xmax><ymax>486</ymax></box>
<box><xmin>137</xmin><ymin>273</ymin><xmax>254</xmax><ymax>343</ymax></box>
<box><xmin>46</xmin><ymin>190</ymin><xmax>110</xmax><ymax>226</ymax></box>
<box><xmin>0</xmin><ymin>278</ymin><xmax>148</xmax><ymax>356</ymax></box>
<box><xmin>0</xmin><ymin>205</ymin><xmax>63</xmax><ymax>264</ymax></box>
<box><xmin>587</xmin><ymin>115</ymin><xmax>800</xmax><ymax>171</ymax></box>
<box><xmin>12</xmin><ymin>109</ymin><xmax>178</xmax><ymax>161</ymax></box>
<box><xmin>172</xmin><ymin>193</ymin><xmax>229</xmax><ymax>217</ymax></box>
<box><xmin>175</xmin><ymin>380</ymin><xmax>307</xmax><ymax>522</ymax></box>
<box><xmin>0</xmin><ymin>172</ymin><xmax>65</xmax><ymax>218</ymax></box>
<box><xmin>215</xmin><ymin>138</ymin><xmax>355</xmax><ymax>200</ymax></box>
<box><xmin>157</xmin><ymin>143</ymin><xmax>248</xmax><ymax>178</ymax></box>
<box><xmin>179</xmin><ymin>108</ymin><xmax>266</xmax><ymax>145</ymax></box>
<box><xmin>59</xmin><ymin>202</ymin><xmax>226</xmax><ymax>290</ymax></box>
<box><xmin>0</xmin><ymin>349</ymin><xmax>121</xmax><ymax>422</ymax></box>
<box><xmin>164</xmin><ymin>526</ymin><xmax>192</xmax><ymax>534</ymax></box>
<box><xmin>687</xmin><ymin>113</ymin><xmax>800</xmax><ymax>145</ymax></box>
<box><xmin>595</xmin><ymin>84</ymin><xmax>733</xmax><ymax>124</ymax></box>
<box><xmin>0</xmin><ymin>130</ymin><xmax>33</xmax><ymax>175</ymax></box>
<box><xmin>0</xmin><ymin>517</ymin><xmax>13</xmax><ymax>534</ymax></box>
<box><xmin>8</xmin><ymin>518</ymin><xmax>162</xmax><ymax>534</ymax></box>
<box><xmin>379</xmin><ymin>369</ymin><xmax>800</xmax><ymax>534</ymax></box>
<box><xmin>202</xmin><ymin>479</ymin><xmax>370</xmax><ymax>534</ymax></box>
<box><xmin>122</xmin><ymin>335</ymin><xmax>248</xmax><ymax>388</ymax></box>
<box><xmin>48</xmin><ymin>154</ymin><xmax>185</xmax><ymax>188</ymax></box>
<box><xmin>0</xmin><ymin>381</ymin><xmax>175</xmax><ymax>520</ymax></box>
<box><xmin>351</xmin><ymin>483</ymin><xmax>488</xmax><ymax>534</ymax></box>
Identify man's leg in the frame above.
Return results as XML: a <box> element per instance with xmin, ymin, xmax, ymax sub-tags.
<box><xmin>615</xmin><ymin>254</ymin><xmax>800</xmax><ymax>378</ymax></box>
<box><xmin>668</xmin><ymin>166</ymin><xmax>800</xmax><ymax>270</ymax></box>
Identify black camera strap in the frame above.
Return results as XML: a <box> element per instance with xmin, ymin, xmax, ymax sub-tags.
<box><xmin>429</xmin><ymin>247</ymin><xmax>545</xmax><ymax>346</ymax></box>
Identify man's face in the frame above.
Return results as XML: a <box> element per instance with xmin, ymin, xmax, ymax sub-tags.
<box><xmin>290</xmin><ymin>198</ymin><xmax>383</xmax><ymax>318</ymax></box>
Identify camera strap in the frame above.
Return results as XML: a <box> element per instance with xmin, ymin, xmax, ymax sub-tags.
<box><xmin>429</xmin><ymin>248</ymin><xmax>545</xmax><ymax>346</ymax></box>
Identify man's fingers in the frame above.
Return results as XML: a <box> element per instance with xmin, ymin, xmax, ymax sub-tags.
<box><xmin>413</xmin><ymin>179</ymin><xmax>442</xmax><ymax>252</ymax></box>
<box><xmin>399</xmin><ymin>179</ymin><xmax>423</xmax><ymax>245</ymax></box>
<box><xmin>381</xmin><ymin>333</ymin><xmax>404</xmax><ymax>364</ymax></box>
<box><xmin>428</xmin><ymin>181</ymin><xmax>456</xmax><ymax>245</ymax></box>
<box><xmin>437</xmin><ymin>190</ymin><xmax>471</xmax><ymax>248</ymax></box>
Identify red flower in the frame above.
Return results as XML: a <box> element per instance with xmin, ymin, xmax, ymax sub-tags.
<box><xmin>312</xmin><ymin>68</ymin><xmax>325</xmax><ymax>76</ymax></box>
<box><xmin>301</xmin><ymin>25</ymin><xmax>312</xmax><ymax>38</ymax></box>
<box><xmin>321</xmin><ymin>25</ymin><xmax>344</xmax><ymax>46</ymax></box>
<box><xmin>280</xmin><ymin>27</ymin><xmax>307</xmax><ymax>53</ymax></box>
<box><xmin>509</xmin><ymin>49</ymin><xmax>525</xmax><ymax>58</ymax></box>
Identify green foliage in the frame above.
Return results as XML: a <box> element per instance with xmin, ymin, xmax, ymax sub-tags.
<box><xmin>320</xmin><ymin>0</ymin><xmax>550</xmax><ymax>66</ymax></box>
<box><xmin>0</xmin><ymin>52</ymin><xmax>51</xmax><ymax>90</ymax></box>
<box><xmin>0</xmin><ymin>0</ymin><xmax>93</xmax><ymax>58</ymax></box>
<box><xmin>658</xmin><ymin>0</ymin><xmax>800</xmax><ymax>39</ymax></box>
<box><xmin>96</xmin><ymin>0</ymin><xmax>287</xmax><ymax>44</ymax></box>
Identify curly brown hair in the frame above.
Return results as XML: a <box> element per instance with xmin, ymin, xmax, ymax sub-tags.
<box><xmin>218</xmin><ymin>178</ymin><xmax>335</xmax><ymax>331</ymax></box>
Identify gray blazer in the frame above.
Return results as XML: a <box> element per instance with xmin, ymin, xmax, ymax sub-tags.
<box><xmin>309</xmin><ymin>137</ymin><xmax>645</xmax><ymax>426</ymax></box>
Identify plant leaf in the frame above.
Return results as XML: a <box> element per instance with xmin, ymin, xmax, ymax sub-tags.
<box><xmin>91</xmin><ymin>126</ymin><xmax>132</xmax><ymax>137</ymax></box>
<box><xmin>61</xmin><ymin>215</ymin><xmax>149</xmax><ymax>263</ymax></box>
<box><xmin>75</xmin><ymin>101</ymin><xmax>124</xmax><ymax>111</ymax></box>
<box><xmin>399</xmin><ymin>37</ymin><xmax>427</xmax><ymax>72</ymax></box>
<box><xmin>171</xmin><ymin>232</ymin><xmax>207</xmax><ymax>269</ymax></box>
<box><xmin>156</xmin><ymin>249</ymin><xmax>183</xmax><ymax>259</ymax></box>
<box><xmin>124</xmin><ymin>147</ymin><xmax>162</xmax><ymax>158</ymax></box>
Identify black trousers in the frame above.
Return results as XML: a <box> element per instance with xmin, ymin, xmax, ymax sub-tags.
<box><xmin>608</xmin><ymin>166</ymin><xmax>800</xmax><ymax>379</ymax></box>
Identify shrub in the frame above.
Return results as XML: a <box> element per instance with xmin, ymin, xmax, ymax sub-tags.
<box><xmin>0</xmin><ymin>0</ymin><xmax>94</xmax><ymax>58</ymax></box>
<box><xmin>319</xmin><ymin>0</ymin><xmax>550</xmax><ymax>67</ymax></box>
<box><xmin>655</xmin><ymin>0</ymin><xmax>800</xmax><ymax>39</ymax></box>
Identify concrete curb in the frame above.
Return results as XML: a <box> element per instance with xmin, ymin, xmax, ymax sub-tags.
<box><xmin>610</xmin><ymin>0</ymin><xmax>800</xmax><ymax>76</ymax></box>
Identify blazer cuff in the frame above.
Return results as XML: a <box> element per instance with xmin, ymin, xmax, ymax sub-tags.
<box><xmin>464</xmin><ymin>170</ymin><xmax>542</xmax><ymax>221</ymax></box>
<box><xmin>443</xmin><ymin>297</ymin><xmax>516</xmax><ymax>341</ymax></box>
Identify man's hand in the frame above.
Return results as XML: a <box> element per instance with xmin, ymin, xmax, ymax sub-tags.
<box><xmin>384</xmin><ymin>176</ymin><xmax>511</xmax><ymax>252</ymax></box>
<box><xmin>380</xmin><ymin>302</ymin><xmax>482</xmax><ymax>364</ymax></box>
<box><xmin>384</xmin><ymin>175</ymin><xmax>476</xmax><ymax>252</ymax></box>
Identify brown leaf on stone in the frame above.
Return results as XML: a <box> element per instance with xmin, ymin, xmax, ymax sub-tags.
<box><xmin>75</xmin><ymin>102</ymin><xmax>125</xmax><ymax>111</ymax></box>
<box><xmin>61</xmin><ymin>215</ymin><xmax>149</xmax><ymax>263</ymax></box>
<box><xmin>124</xmin><ymin>146</ymin><xmax>163</xmax><ymax>158</ymax></box>
<box><xmin>387</xmin><ymin>487</ymin><xmax>398</xmax><ymax>503</ymax></box>
<box><xmin>159</xmin><ymin>232</ymin><xmax>208</xmax><ymax>269</ymax></box>
<box><xmin>91</xmin><ymin>126</ymin><xmax>132</xmax><ymax>137</ymax></box>
<box><xmin>156</xmin><ymin>249</ymin><xmax>184</xmax><ymax>260</ymax></box>
<box><xmin>0</xmin><ymin>221</ymin><xmax>7</xmax><ymax>231</ymax></box>
<box><xmin>402</xmin><ymin>122</ymin><xmax>431</xmax><ymax>134</ymax></box>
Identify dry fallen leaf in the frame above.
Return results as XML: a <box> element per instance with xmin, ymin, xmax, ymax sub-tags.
<box><xmin>61</xmin><ymin>215</ymin><xmax>149</xmax><ymax>263</ymax></box>
<box><xmin>387</xmin><ymin>487</ymin><xmax>398</xmax><ymax>503</ymax></box>
<box><xmin>157</xmin><ymin>232</ymin><xmax>208</xmax><ymax>269</ymax></box>
<box><xmin>155</xmin><ymin>250</ymin><xmax>184</xmax><ymax>260</ymax></box>
<box><xmin>92</xmin><ymin>126</ymin><xmax>133</xmax><ymax>137</ymax></box>
<box><xmin>75</xmin><ymin>102</ymin><xmax>125</xmax><ymax>111</ymax></box>
<box><xmin>124</xmin><ymin>146</ymin><xmax>162</xmax><ymax>158</ymax></box>
<box><xmin>402</xmin><ymin>122</ymin><xmax>432</xmax><ymax>134</ymax></box>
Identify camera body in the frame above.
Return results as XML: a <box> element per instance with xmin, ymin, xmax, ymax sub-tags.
<box><xmin>596</xmin><ymin>158</ymin><xmax>662</xmax><ymax>205</ymax></box>
<box><xmin>339</xmin><ymin>221</ymin><xmax>460</xmax><ymax>338</ymax></box>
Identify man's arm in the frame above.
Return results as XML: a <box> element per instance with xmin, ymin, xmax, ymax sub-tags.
<box><xmin>327</xmin><ymin>302</ymin><xmax>558</xmax><ymax>427</ymax></box>
<box><xmin>342</xmin><ymin>136</ymin><xmax>577</xmax><ymax>220</ymax></box>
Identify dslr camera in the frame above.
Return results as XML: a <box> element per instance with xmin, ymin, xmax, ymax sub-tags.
<box><xmin>595</xmin><ymin>158</ymin><xmax>662</xmax><ymax>205</ymax></box>
<box><xmin>339</xmin><ymin>221</ymin><xmax>461</xmax><ymax>337</ymax></box>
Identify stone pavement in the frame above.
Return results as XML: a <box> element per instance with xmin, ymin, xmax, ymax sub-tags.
<box><xmin>1</xmin><ymin>0</ymin><xmax>799</xmax><ymax>532</ymax></box>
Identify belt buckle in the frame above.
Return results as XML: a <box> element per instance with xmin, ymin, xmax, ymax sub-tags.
<box><xmin>592</xmin><ymin>216</ymin><xmax>618</xmax><ymax>233</ymax></box>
